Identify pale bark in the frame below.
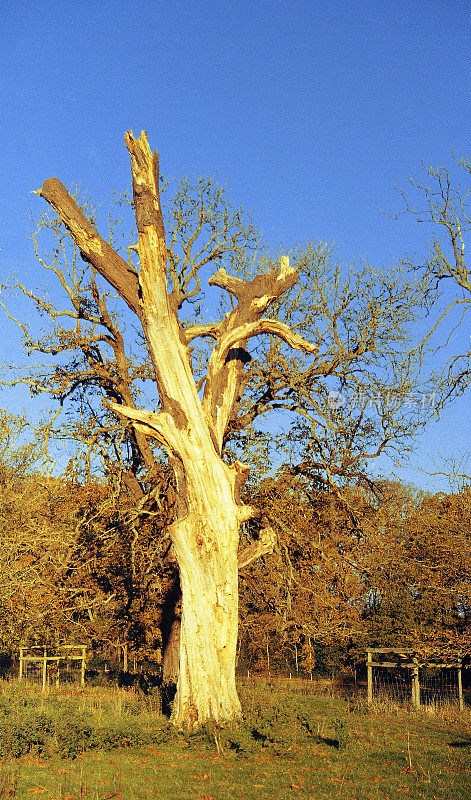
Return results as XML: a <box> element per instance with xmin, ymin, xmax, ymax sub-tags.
<box><xmin>38</xmin><ymin>130</ymin><xmax>315</xmax><ymax>726</ymax></box>
<box><xmin>161</xmin><ymin>528</ymin><xmax>276</xmax><ymax>695</ymax></box>
<box><xmin>172</xmin><ymin>512</ymin><xmax>241</xmax><ymax>724</ymax></box>
<box><xmin>162</xmin><ymin>617</ymin><xmax>180</xmax><ymax>686</ymax></box>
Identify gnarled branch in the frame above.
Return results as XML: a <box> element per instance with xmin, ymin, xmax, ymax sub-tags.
<box><xmin>104</xmin><ymin>400</ymin><xmax>182</xmax><ymax>455</ymax></box>
<box><xmin>37</xmin><ymin>179</ymin><xmax>141</xmax><ymax>314</ymax></box>
<box><xmin>202</xmin><ymin>257</ymin><xmax>316</xmax><ymax>449</ymax></box>
<box><xmin>238</xmin><ymin>527</ymin><xmax>277</xmax><ymax>569</ymax></box>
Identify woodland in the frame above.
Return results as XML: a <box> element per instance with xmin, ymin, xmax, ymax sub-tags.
<box><xmin>0</xmin><ymin>133</ymin><xmax>470</xmax><ymax>726</ymax></box>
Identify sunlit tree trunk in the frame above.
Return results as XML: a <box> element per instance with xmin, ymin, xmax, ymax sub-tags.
<box><xmin>162</xmin><ymin>437</ymin><xmax>249</xmax><ymax>723</ymax></box>
<box><xmin>38</xmin><ymin>130</ymin><xmax>316</xmax><ymax>726</ymax></box>
<box><xmin>172</xmin><ymin>510</ymin><xmax>241</xmax><ymax>723</ymax></box>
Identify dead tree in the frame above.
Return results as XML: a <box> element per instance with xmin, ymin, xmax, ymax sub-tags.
<box><xmin>37</xmin><ymin>131</ymin><xmax>317</xmax><ymax>725</ymax></box>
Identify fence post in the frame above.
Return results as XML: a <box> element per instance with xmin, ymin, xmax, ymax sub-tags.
<box><xmin>412</xmin><ymin>660</ymin><xmax>420</xmax><ymax>709</ymax></box>
<box><xmin>42</xmin><ymin>648</ymin><xmax>47</xmax><ymax>693</ymax></box>
<box><xmin>367</xmin><ymin>650</ymin><xmax>373</xmax><ymax>705</ymax></box>
<box><xmin>81</xmin><ymin>646</ymin><xmax>86</xmax><ymax>686</ymax></box>
<box><xmin>19</xmin><ymin>648</ymin><xmax>24</xmax><ymax>681</ymax></box>
<box><xmin>458</xmin><ymin>660</ymin><xmax>464</xmax><ymax>712</ymax></box>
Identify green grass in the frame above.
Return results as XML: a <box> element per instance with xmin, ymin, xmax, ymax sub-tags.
<box><xmin>0</xmin><ymin>679</ymin><xmax>469</xmax><ymax>799</ymax></box>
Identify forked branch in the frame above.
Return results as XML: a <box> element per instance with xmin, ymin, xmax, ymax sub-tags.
<box><xmin>203</xmin><ymin>257</ymin><xmax>317</xmax><ymax>449</ymax></box>
<box><xmin>104</xmin><ymin>401</ymin><xmax>182</xmax><ymax>455</ymax></box>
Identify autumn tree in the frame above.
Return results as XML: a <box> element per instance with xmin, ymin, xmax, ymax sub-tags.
<box><xmin>0</xmin><ymin>411</ymin><xmax>87</xmax><ymax>649</ymax></box>
<box><xmin>239</xmin><ymin>474</ymin><xmax>471</xmax><ymax>672</ymax></box>
<box><xmin>362</xmin><ymin>481</ymin><xmax>471</xmax><ymax>655</ymax></box>
<box><xmin>238</xmin><ymin>470</ymin><xmax>370</xmax><ymax>674</ymax></box>
<box><xmin>0</xmin><ymin>414</ymin><xmax>171</xmax><ymax>658</ymax></box>
<box><xmin>56</xmin><ymin>470</ymin><xmax>172</xmax><ymax>658</ymax></box>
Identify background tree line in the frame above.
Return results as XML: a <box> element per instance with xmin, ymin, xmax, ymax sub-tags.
<box><xmin>0</xmin><ymin>407</ymin><xmax>469</xmax><ymax>675</ymax></box>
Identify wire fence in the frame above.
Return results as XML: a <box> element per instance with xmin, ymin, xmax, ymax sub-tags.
<box><xmin>367</xmin><ymin>648</ymin><xmax>465</xmax><ymax>709</ymax></box>
<box><xmin>373</xmin><ymin>665</ymin><xmax>461</xmax><ymax>706</ymax></box>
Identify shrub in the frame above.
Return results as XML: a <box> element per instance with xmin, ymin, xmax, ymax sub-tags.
<box><xmin>96</xmin><ymin>717</ymin><xmax>172</xmax><ymax>750</ymax></box>
<box><xmin>53</xmin><ymin>713</ymin><xmax>95</xmax><ymax>758</ymax></box>
<box><xmin>0</xmin><ymin>712</ymin><xmax>52</xmax><ymax>757</ymax></box>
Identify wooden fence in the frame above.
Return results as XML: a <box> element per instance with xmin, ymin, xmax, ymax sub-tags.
<box><xmin>366</xmin><ymin>647</ymin><xmax>464</xmax><ymax>710</ymax></box>
<box><xmin>18</xmin><ymin>645</ymin><xmax>86</xmax><ymax>691</ymax></box>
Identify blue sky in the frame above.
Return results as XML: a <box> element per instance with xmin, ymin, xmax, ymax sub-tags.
<box><xmin>1</xmin><ymin>0</ymin><xmax>470</xmax><ymax>491</ymax></box>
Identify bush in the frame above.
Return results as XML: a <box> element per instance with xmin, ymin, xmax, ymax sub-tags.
<box><xmin>0</xmin><ymin>711</ymin><xmax>52</xmax><ymax>757</ymax></box>
<box><xmin>53</xmin><ymin>713</ymin><xmax>95</xmax><ymax>758</ymax></box>
<box><xmin>246</xmin><ymin>704</ymin><xmax>301</xmax><ymax>751</ymax></box>
<box><xmin>96</xmin><ymin>717</ymin><xmax>172</xmax><ymax>750</ymax></box>
<box><xmin>0</xmin><ymin>680</ymin><xmax>354</xmax><ymax>759</ymax></box>
<box><xmin>224</xmin><ymin>722</ymin><xmax>257</xmax><ymax>754</ymax></box>
<box><xmin>0</xmin><ymin>684</ymin><xmax>174</xmax><ymax>758</ymax></box>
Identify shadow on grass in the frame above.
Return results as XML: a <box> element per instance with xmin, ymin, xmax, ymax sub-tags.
<box><xmin>316</xmin><ymin>735</ymin><xmax>342</xmax><ymax>748</ymax></box>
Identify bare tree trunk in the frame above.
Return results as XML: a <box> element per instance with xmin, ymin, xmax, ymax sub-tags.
<box><xmin>171</xmin><ymin>515</ymin><xmax>241</xmax><ymax>725</ymax></box>
<box><xmin>162</xmin><ymin>617</ymin><xmax>180</xmax><ymax>683</ymax></box>
<box><xmin>161</xmin><ymin>576</ymin><xmax>181</xmax><ymax>687</ymax></box>
<box><xmin>161</xmin><ymin>524</ymin><xmax>277</xmax><ymax>700</ymax></box>
<box><xmin>167</xmin><ymin>452</ymin><xmax>243</xmax><ymax>724</ymax></box>
<box><xmin>38</xmin><ymin>130</ymin><xmax>315</xmax><ymax>727</ymax></box>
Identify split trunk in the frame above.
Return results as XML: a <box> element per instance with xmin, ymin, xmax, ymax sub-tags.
<box><xmin>37</xmin><ymin>130</ymin><xmax>315</xmax><ymax>727</ymax></box>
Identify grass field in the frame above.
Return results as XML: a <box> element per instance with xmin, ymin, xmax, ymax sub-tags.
<box><xmin>0</xmin><ymin>679</ymin><xmax>469</xmax><ymax>799</ymax></box>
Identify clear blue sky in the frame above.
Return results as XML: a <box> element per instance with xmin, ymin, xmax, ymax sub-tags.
<box><xmin>1</xmin><ymin>0</ymin><xmax>470</xmax><ymax>491</ymax></box>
